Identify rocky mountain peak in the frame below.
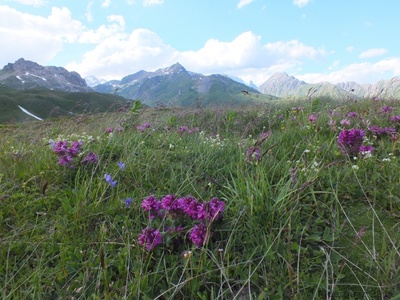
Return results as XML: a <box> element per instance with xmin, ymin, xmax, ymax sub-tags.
<box><xmin>0</xmin><ymin>58</ymin><xmax>92</xmax><ymax>92</ymax></box>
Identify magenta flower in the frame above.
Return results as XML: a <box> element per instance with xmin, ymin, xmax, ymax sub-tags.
<box><xmin>105</xmin><ymin>127</ymin><xmax>113</xmax><ymax>133</ymax></box>
<box><xmin>176</xmin><ymin>196</ymin><xmax>207</xmax><ymax>220</ymax></box>
<box><xmin>368</xmin><ymin>126</ymin><xmax>396</xmax><ymax>137</ymax></box>
<box><xmin>347</xmin><ymin>112</ymin><xmax>358</xmax><ymax>118</ymax></box>
<box><xmin>337</xmin><ymin>128</ymin><xmax>365</xmax><ymax>156</ymax></box>
<box><xmin>141</xmin><ymin>195</ymin><xmax>161</xmax><ymax>219</ymax></box>
<box><xmin>390</xmin><ymin>116</ymin><xmax>400</xmax><ymax>123</ymax></box>
<box><xmin>308</xmin><ymin>114</ymin><xmax>318</xmax><ymax>123</ymax></box>
<box><xmin>189</xmin><ymin>224</ymin><xmax>207</xmax><ymax>247</ymax></box>
<box><xmin>205</xmin><ymin>198</ymin><xmax>225</xmax><ymax>221</ymax></box>
<box><xmin>81</xmin><ymin>152</ymin><xmax>98</xmax><ymax>165</ymax></box>
<box><xmin>359</xmin><ymin>145</ymin><xmax>374</xmax><ymax>158</ymax></box>
<box><xmin>160</xmin><ymin>194</ymin><xmax>178</xmax><ymax>211</ymax></box>
<box><xmin>138</xmin><ymin>227</ymin><xmax>162</xmax><ymax>251</ymax></box>
<box><xmin>340</xmin><ymin>119</ymin><xmax>350</xmax><ymax>126</ymax></box>
<box><xmin>382</xmin><ymin>106</ymin><xmax>393</xmax><ymax>113</ymax></box>
<box><xmin>246</xmin><ymin>146</ymin><xmax>261</xmax><ymax>163</ymax></box>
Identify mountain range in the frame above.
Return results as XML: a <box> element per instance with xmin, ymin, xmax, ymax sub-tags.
<box><xmin>91</xmin><ymin>62</ymin><xmax>274</xmax><ymax>107</ymax></box>
<box><xmin>1</xmin><ymin>58</ymin><xmax>399</xmax><ymax>121</ymax></box>
<box><xmin>259</xmin><ymin>72</ymin><xmax>400</xmax><ymax>100</ymax></box>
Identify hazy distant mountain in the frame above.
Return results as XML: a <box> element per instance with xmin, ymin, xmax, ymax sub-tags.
<box><xmin>93</xmin><ymin>63</ymin><xmax>275</xmax><ymax>107</ymax></box>
<box><xmin>259</xmin><ymin>72</ymin><xmax>400</xmax><ymax>100</ymax></box>
<box><xmin>0</xmin><ymin>58</ymin><xmax>92</xmax><ymax>92</ymax></box>
<box><xmin>259</xmin><ymin>73</ymin><xmax>306</xmax><ymax>97</ymax></box>
<box><xmin>336</xmin><ymin>78</ymin><xmax>400</xmax><ymax>99</ymax></box>
<box><xmin>85</xmin><ymin>76</ymin><xmax>107</xmax><ymax>87</ymax></box>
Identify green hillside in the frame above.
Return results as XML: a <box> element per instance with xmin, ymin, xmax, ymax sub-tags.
<box><xmin>0</xmin><ymin>84</ymin><xmax>130</xmax><ymax>123</ymax></box>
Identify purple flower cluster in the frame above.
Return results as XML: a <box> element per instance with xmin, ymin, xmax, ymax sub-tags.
<box><xmin>337</xmin><ymin>128</ymin><xmax>365</xmax><ymax>156</ymax></box>
<box><xmin>136</xmin><ymin>122</ymin><xmax>151</xmax><ymax>132</ymax></box>
<box><xmin>178</xmin><ymin>126</ymin><xmax>199</xmax><ymax>135</ymax></box>
<box><xmin>246</xmin><ymin>146</ymin><xmax>261</xmax><ymax>163</ymax></box>
<box><xmin>382</xmin><ymin>106</ymin><xmax>393</xmax><ymax>113</ymax></box>
<box><xmin>347</xmin><ymin>111</ymin><xmax>358</xmax><ymax>118</ymax></box>
<box><xmin>308</xmin><ymin>114</ymin><xmax>318</xmax><ymax>123</ymax></box>
<box><xmin>138</xmin><ymin>194</ymin><xmax>225</xmax><ymax>250</ymax></box>
<box><xmin>138</xmin><ymin>227</ymin><xmax>163</xmax><ymax>251</ymax></box>
<box><xmin>52</xmin><ymin>140</ymin><xmax>98</xmax><ymax>168</ymax></box>
<box><xmin>368</xmin><ymin>125</ymin><xmax>396</xmax><ymax>137</ymax></box>
<box><xmin>390</xmin><ymin>116</ymin><xmax>400</xmax><ymax>124</ymax></box>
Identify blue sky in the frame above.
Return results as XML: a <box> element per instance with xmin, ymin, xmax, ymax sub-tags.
<box><xmin>1</xmin><ymin>0</ymin><xmax>399</xmax><ymax>85</ymax></box>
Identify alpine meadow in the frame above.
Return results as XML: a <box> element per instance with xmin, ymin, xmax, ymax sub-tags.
<box><xmin>1</xmin><ymin>94</ymin><xmax>400</xmax><ymax>299</ymax></box>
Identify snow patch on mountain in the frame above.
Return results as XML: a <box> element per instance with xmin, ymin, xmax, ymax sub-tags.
<box><xmin>18</xmin><ymin>105</ymin><xmax>43</xmax><ymax>121</ymax></box>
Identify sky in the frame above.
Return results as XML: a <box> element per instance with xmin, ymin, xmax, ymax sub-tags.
<box><xmin>1</xmin><ymin>0</ymin><xmax>399</xmax><ymax>86</ymax></box>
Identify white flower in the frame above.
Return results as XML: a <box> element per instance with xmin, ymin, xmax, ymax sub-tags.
<box><xmin>352</xmin><ymin>165</ymin><xmax>359</xmax><ymax>170</ymax></box>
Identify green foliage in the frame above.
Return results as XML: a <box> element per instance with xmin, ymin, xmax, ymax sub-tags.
<box><xmin>1</xmin><ymin>98</ymin><xmax>400</xmax><ymax>299</ymax></box>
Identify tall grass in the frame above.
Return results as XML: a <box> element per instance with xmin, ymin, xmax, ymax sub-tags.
<box><xmin>1</xmin><ymin>98</ymin><xmax>399</xmax><ymax>299</ymax></box>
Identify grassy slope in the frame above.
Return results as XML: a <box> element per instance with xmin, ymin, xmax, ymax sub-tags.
<box><xmin>0</xmin><ymin>84</ymin><xmax>130</xmax><ymax>123</ymax></box>
<box><xmin>0</xmin><ymin>99</ymin><xmax>399</xmax><ymax>299</ymax></box>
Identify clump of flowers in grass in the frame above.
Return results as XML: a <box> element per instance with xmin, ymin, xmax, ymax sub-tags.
<box><xmin>337</xmin><ymin>128</ymin><xmax>366</xmax><ymax>157</ymax></box>
<box><xmin>51</xmin><ymin>140</ymin><xmax>98</xmax><ymax>168</ymax></box>
<box><xmin>178</xmin><ymin>126</ymin><xmax>199</xmax><ymax>135</ymax></box>
<box><xmin>136</xmin><ymin>122</ymin><xmax>151</xmax><ymax>132</ymax></box>
<box><xmin>368</xmin><ymin>125</ymin><xmax>396</xmax><ymax>138</ymax></box>
<box><xmin>137</xmin><ymin>194</ymin><xmax>225</xmax><ymax>251</ymax></box>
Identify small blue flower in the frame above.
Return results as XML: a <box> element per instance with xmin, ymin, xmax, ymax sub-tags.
<box><xmin>123</xmin><ymin>198</ymin><xmax>132</xmax><ymax>208</ymax></box>
<box><xmin>104</xmin><ymin>174</ymin><xmax>117</xmax><ymax>187</ymax></box>
<box><xmin>118</xmin><ymin>161</ymin><xmax>125</xmax><ymax>170</ymax></box>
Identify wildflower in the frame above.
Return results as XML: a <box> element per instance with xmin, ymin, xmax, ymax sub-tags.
<box><xmin>177</xmin><ymin>196</ymin><xmax>207</xmax><ymax>220</ymax></box>
<box><xmin>118</xmin><ymin>161</ymin><xmax>125</xmax><ymax>170</ymax></box>
<box><xmin>340</xmin><ymin>119</ymin><xmax>351</xmax><ymax>126</ymax></box>
<box><xmin>138</xmin><ymin>227</ymin><xmax>162</xmax><ymax>251</ymax></box>
<box><xmin>141</xmin><ymin>195</ymin><xmax>161</xmax><ymax>219</ymax></box>
<box><xmin>104</xmin><ymin>174</ymin><xmax>117</xmax><ymax>187</ymax></box>
<box><xmin>369</xmin><ymin>125</ymin><xmax>396</xmax><ymax>137</ymax></box>
<box><xmin>308</xmin><ymin>114</ymin><xmax>318</xmax><ymax>123</ymax></box>
<box><xmin>182</xmin><ymin>250</ymin><xmax>192</xmax><ymax>259</ymax></box>
<box><xmin>49</xmin><ymin>139</ymin><xmax>55</xmax><ymax>149</ymax></box>
<box><xmin>347</xmin><ymin>112</ymin><xmax>358</xmax><ymax>118</ymax></box>
<box><xmin>58</xmin><ymin>155</ymin><xmax>74</xmax><ymax>167</ymax></box>
<box><xmin>178</xmin><ymin>126</ymin><xmax>189</xmax><ymax>134</ymax></box>
<box><xmin>246</xmin><ymin>146</ymin><xmax>261</xmax><ymax>163</ymax></box>
<box><xmin>359</xmin><ymin>145</ymin><xmax>374</xmax><ymax>158</ymax></box>
<box><xmin>160</xmin><ymin>194</ymin><xmax>178</xmax><ymax>211</ymax></box>
<box><xmin>189</xmin><ymin>224</ymin><xmax>207</xmax><ymax>247</ymax></box>
<box><xmin>337</xmin><ymin>128</ymin><xmax>365</xmax><ymax>156</ymax></box>
<box><xmin>105</xmin><ymin>127</ymin><xmax>113</xmax><ymax>133</ymax></box>
<box><xmin>390</xmin><ymin>115</ymin><xmax>400</xmax><ymax>123</ymax></box>
<box><xmin>81</xmin><ymin>152</ymin><xmax>98</xmax><ymax>165</ymax></box>
<box><xmin>352</xmin><ymin>165</ymin><xmax>359</xmax><ymax>170</ymax></box>
<box><xmin>205</xmin><ymin>198</ymin><xmax>225</xmax><ymax>221</ymax></box>
<box><xmin>123</xmin><ymin>198</ymin><xmax>132</xmax><ymax>208</ymax></box>
<box><xmin>382</xmin><ymin>106</ymin><xmax>393</xmax><ymax>113</ymax></box>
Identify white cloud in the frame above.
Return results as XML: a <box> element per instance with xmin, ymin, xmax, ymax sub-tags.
<box><xmin>297</xmin><ymin>58</ymin><xmax>400</xmax><ymax>84</ymax></box>
<box><xmin>293</xmin><ymin>0</ymin><xmax>312</xmax><ymax>8</ymax></box>
<box><xmin>66</xmin><ymin>30</ymin><xmax>326</xmax><ymax>84</ymax></box>
<box><xmin>85</xmin><ymin>1</ymin><xmax>94</xmax><ymax>22</ymax></box>
<box><xmin>237</xmin><ymin>0</ymin><xmax>253</xmax><ymax>9</ymax></box>
<box><xmin>0</xmin><ymin>5</ymin><xmax>85</xmax><ymax>65</ymax></box>
<box><xmin>143</xmin><ymin>0</ymin><xmax>163</xmax><ymax>6</ymax></box>
<box><xmin>7</xmin><ymin>0</ymin><xmax>46</xmax><ymax>6</ymax></box>
<box><xmin>66</xmin><ymin>28</ymin><xmax>177</xmax><ymax>80</ymax></box>
<box><xmin>102</xmin><ymin>0</ymin><xmax>112</xmax><ymax>8</ymax></box>
<box><xmin>358</xmin><ymin>48</ymin><xmax>388</xmax><ymax>59</ymax></box>
<box><xmin>346</xmin><ymin>46</ymin><xmax>354</xmax><ymax>52</ymax></box>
